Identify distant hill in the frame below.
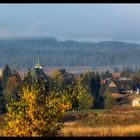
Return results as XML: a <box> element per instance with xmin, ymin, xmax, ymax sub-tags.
<box><xmin>0</xmin><ymin>37</ymin><xmax>140</xmax><ymax>70</ymax></box>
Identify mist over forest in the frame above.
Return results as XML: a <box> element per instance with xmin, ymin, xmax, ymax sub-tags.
<box><xmin>0</xmin><ymin>37</ymin><xmax>140</xmax><ymax>70</ymax></box>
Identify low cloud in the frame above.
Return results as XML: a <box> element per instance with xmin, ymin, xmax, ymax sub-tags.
<box><xmin>0</xmin><ymin>27</ymin><xmax>13</xmax><ymax>38</ymax></box>
<box><xmin>28</xmin><ymin>19</ymin><xmax>47</xmax><ymax>30</ymax></box>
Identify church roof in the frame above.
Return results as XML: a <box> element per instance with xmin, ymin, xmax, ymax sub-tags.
<box><xmin>32</xmin><ymin>67</ymin><xmax>48</xmax><ymax>83</ymax></box>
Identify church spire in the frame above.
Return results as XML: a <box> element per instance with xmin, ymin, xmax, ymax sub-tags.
<box><xmin>37</xmin><ymin>51</ymin><xmax>40</xmax><ymax>65</ymax></box>
<box><xmin>34</xmin><ymin>51</ymin><xmax>43</xmax><ymax>69</ymax></box>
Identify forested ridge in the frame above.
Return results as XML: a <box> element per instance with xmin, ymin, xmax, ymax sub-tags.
<box><xmin>0</xmin><ymin>37</ymin><xmax>140</xmax><ymax>69</ymax></box>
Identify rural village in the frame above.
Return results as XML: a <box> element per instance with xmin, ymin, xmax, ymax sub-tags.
<box><xmin>1</xmin><ymin>4</ymin><xmax>140</xmax><ymax>137</ymax></box>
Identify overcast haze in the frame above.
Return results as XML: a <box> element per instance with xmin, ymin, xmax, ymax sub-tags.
<box><xmin>0</xmin><ymin>4</ymin><xmax>140</xmax><ymax>43</ymax></box>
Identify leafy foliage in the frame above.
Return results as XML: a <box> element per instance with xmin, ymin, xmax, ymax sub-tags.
<box><xmin>1</xmin><ymin>67</ymin><xmax>21</xmax><ymax>112</ymax></box>
<box><xmin>49</xmin><ymin>69</ymin><xmax>74</xmax><ymax>92</ymax></box>
<box><xmin>104</xmin><ymin>87</ymin><xmax>114</xmax><ymax>109</ymax></box>
<box><xmin>80</xmin><ymin>72</ymin><xmax>101</xmax><ymax>108</ymax></box>
<box><xmin>72</xmin><ymin>76</ymin><xmax>94</xmax><ymax>110</ymax></box>
<box><xmin>4</xmin><ymin>72</ymin><xmax>21</xmax><ymax>105</ymax></box>
<box><xmin>4</xmin><ymin>77</ymin><xmax>71</xmax><ymax>136</ymax></box>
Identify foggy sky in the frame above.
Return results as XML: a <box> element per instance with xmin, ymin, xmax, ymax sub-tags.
<box><xmin>0</xmin><ymin>4</ymin><xmax>140</xmax><ymax>43</ymax></box>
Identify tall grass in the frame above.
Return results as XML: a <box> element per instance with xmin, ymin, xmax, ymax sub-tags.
<box><xmin>62</xmin><ymin>122</ymin><xmax>140</xmax><ymax>136</ymax></box>
<box><xmin>64</xmin><ymin>111</ymin><xmax>140</xmax><ymax>127</ymax></box>
<box><xmin>62</xmin><ymin>109</ymin><xmax>140</xmax><ymax>136</ymax></box>
<box><xmin>80</xmin><ymin>114</ymin><xmax>140</xmax><ymax>127</ymax></box>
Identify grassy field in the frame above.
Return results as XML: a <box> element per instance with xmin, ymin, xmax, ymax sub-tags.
<box><xmin>62</xmin><ymin>107</ymin><xmax>140</xmax><ymax>136</ymax></box>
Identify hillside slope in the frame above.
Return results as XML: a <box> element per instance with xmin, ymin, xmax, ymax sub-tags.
<box><xmin>0</xmin><ymin>37</ymin><xmax>140</xmax><ymax>69</ymax></box>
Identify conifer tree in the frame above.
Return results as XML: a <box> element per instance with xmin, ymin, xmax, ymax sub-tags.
<box><xmin>1</xmin><ymin>64</ymin><xmax>11</xmax><ymax>90</ymax></box>
<box><xmin>22</xmin><ymin>68</ymin><xmax>32</xmax><ymax>88</ymax></box>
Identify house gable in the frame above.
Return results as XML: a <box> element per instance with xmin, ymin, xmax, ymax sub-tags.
<box><xmin>109</xmin><ymin>81</ymin><xmax>117</xmax><ymax>88</ymax></box>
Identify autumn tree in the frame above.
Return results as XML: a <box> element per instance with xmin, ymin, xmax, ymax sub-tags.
<box><xmin>4</xmin><ymin>71</ymin><xmax>21</xmax><ymax>105</ymax></box>
<box><xmin>1</xmin><ymin>67</ymin><xmax>20</xmax><ymax>113</ymax></box>
<box><xmin>49</xmin><ymin>69</ymin><xmax>73</xmax><ymax>92</ymax></box>
<box><xmin>104</xmin><ymin>87</ymin><xmax>114</xmax><ymax>109</ymax></box>
<box><xmin>4</xmin><ymin>77</ymin><xmax>71</xmax><ymax>136</ymax></box>
<box><xmin>71</xmin><ymin>76</ymin><xmax>93</xmax><ymax>110</ymax></box>
<box><xmin>49</xmin><ymin>69</ymin><xmax>74</xmax><ymax>104</ymax></box>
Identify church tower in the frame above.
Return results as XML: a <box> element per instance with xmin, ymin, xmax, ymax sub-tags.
<box><xmin>34</xmin><ymin>52</ymin><xmax>43</xmax><ymax>70</ymax></box>
<box><xmin>32</xmin><ymin>51</ymin><xmax>49</xmax><ymax>93</ymax></box>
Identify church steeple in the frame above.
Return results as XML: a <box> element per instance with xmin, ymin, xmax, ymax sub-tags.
<box><xmin>34</xmin><ymin>51</ymin><xmax>43</xmax><ymax>69</ymax></box>
<box><xmin>32</xmin><ymin>51</ymin><xmax>49</xmax><ymax>94</ymax></box>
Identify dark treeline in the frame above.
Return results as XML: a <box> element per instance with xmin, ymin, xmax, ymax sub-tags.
<box><xmin>0</xmin><ymin>37</ymin><xmax>140</xmax><ymax>68</ymax></box>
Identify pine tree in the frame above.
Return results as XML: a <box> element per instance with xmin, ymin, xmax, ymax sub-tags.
<box><xmin>0</xmin><ymin>79</ymin><xmax>6</xmax><ymax>113</ymax></box>
<box><xmin>99</xmin><ymin>83</ymin><xmax>107</xmax><ymax>96</ymax></box>
<box><xmin>22</xmin><ymin>68</ymin><xmax>32</xmax><ymax>88</ymax></box>
<box><xmin>1</xmin><ymin>64</ymin><xmax>11</xmax><ymax>90</ymax></box>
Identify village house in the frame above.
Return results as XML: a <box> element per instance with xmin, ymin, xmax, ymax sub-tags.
<box><xmin>132</xmin><ymin>98</ymin><xmax>140</xmax><ymax>107</ymax></box>
<box><xmin>108</xmin><ymin>81</ymin><xmax>118</xmax><ymax>93</ymax></box>
<box><xmin>108</xmin><ymin>77</ymin><xmax>133</xmax><ymax>94</ymax></box>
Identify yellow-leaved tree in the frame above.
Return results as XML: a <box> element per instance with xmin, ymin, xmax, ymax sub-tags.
<box><xmin>71</xmin><ymin>76</ymin><xmax>94</xmax><ymax>110</ymax></box>
<box><xmin>4</xmin><ymin>77</ymin><xmax>71</xmax><ymax>136</ymax></box>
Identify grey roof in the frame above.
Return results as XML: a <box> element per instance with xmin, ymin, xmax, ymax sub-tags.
<box><xmin>32</xmin><ymin>67</ymin><xmax>48</xmax><ymax>81</ymax></box>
